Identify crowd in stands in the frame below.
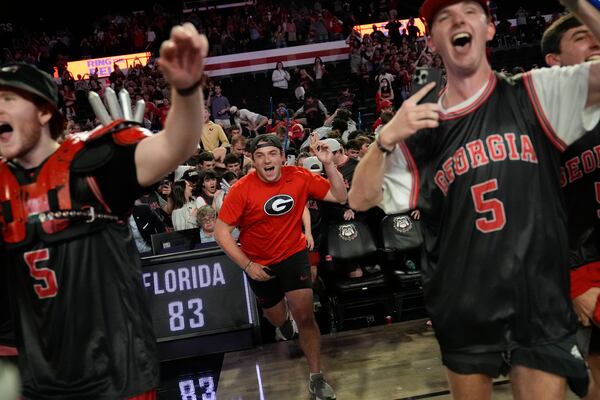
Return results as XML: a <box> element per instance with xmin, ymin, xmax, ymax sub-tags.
<box><xmin>1</xmin><ymin>1</ymin><xmax>400</xmax><ymax>69</ymax></box>
<box><xmin>2</xmin><ymin>1</ymin><xmax>563</xmax><ymax>70</ymax></box>
<box><xmin>1</xmin><ymin>0</ymin><xmax>567</xmax><ymax>277</ymax></box>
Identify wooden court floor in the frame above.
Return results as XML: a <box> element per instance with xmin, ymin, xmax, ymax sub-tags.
<box><xmin>216</xmin><ymin>318</ymin><xmax>579</xmax><ymax>400</ymax></box>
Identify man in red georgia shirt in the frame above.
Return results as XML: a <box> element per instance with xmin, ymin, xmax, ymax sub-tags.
<box><xmin>215</xmin><ymin>133</ymin><xmax>346</xmax><ymax>400</ymax></box>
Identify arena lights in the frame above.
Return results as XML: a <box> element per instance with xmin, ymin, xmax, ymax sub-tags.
<box><xmin>353</xmin><ymin>17</ymin><xmax>427</xmax><ymax>38</ymax></box>
<box><xmin>56</xmin><ymin>51</ymin><xmax>152</xmax><ymax>80</ymax></box>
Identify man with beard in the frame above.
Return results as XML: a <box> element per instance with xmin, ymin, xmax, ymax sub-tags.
<box><xmin>215</xmin><ymin>133</ymin><xmax>346</xmax><ymax>400</ymax></box>
<box><xmin>0</xmin><ymin>23</ymin><xmax>208</xmax><ymax>399</ymax></box>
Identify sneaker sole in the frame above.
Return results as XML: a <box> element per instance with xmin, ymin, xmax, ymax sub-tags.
<box><xmin>309</xmin><ymin>395</ymin><xmax>336</xmax><ymax>400</ymax></box>
<box><xmin>308</xmin><ymin>386</ymin><xmax>336</xmax><ymax>400</ymax></box>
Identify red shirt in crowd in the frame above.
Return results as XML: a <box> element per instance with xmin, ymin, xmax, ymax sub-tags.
<box><xmin>219</xmin><ymin>166</ymin><xmax>330</xmax><ymax>266</ymax></box>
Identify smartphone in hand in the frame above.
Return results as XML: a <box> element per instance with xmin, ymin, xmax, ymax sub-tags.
<box><xmin>410</xmin><ymin>68</ymin><xmax>443</xmax><ymax>104</ymax></box>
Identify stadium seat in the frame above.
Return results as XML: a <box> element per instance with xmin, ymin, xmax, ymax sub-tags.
<box><xmin>324</xmin><ymin>219</ymin><xmax>395</xmax><ymax>332</ymax></box>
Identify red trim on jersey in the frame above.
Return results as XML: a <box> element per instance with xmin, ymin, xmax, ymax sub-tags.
<box><xmin>87</xmin><ymin>119</ymin><xmax>126</xmax><ymax>142</ymax></box>
<box><xmin>127</xmin><ymin>388</ymin><xmax>156</xmax><ymax>400</ymax></box>
<box><xmin>399</xmin><ymin>142</ymin><xmax>420</xmax><ymax>209</ymax></box>
<box><xmin>522</xmin><ymin>73</ymin><xmax>567</xmax><ymax>152</ymax></box>
<box><xmin>86</xmin><ymin>176</ymin><xmax>113</xmax><ymax>213</ymax></box>
<box><xmin>440</xmin><ymin>72</ymin><xmax>497</xmax><ymax>121</ymax></box>
<box><xmin>87</xmin><ymin>120</ymin><xmax>149</xmax><ymax>146</ymax></box>
<box><xmin>113</xmin><ymin>128</ymin><xmax>150</xmax><ymax>145</ymax></box>
<box><xmin>0</xmin><ymin>345</ymin><xmax>18</xmax><ymax>356</ymax></box>
<box><xmin>0</xmin><ymin>138</ymin><xmax>84</xmax><ymax>243</ymax></box>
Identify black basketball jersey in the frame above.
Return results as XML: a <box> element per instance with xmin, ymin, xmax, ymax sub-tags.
<box><xmin>560</xmin><ymin>125</ymin><xmax>600</xmax><ymax>268</ymax></box>
<box><xmin>404</xmin><ymin>72</ymin><xmax>579</xmax><ymax>353</ymax></box>
<box><xmin>1</xmin><ymin>129</ymin><xmax>159</xmax><ymax>399</ymax></box>
<box><xmin>0</xmin><ymin>248</ymin><xmax>15</xmax><ymax>348</ymax></box>
<box><xmin>6</xmin><ymin>226</ymin><xmax>159</xmax><ymax>399</ymax></box>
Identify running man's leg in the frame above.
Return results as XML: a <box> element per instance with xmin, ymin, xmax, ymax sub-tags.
<box><xmin>286</xmin><ymin>288</ymin><xmax>320</xmax><ymax>373</ymax></box>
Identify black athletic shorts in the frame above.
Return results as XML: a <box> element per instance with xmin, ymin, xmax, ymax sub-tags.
<box><xmin>442</xmin><ymin>334</ymin><xmax>589</xmax><ymax>398</ymax></box>
<box><xmin>247</xmin><ymin>249</ymin><xmax>312</xmax><ymax>309</ymax></box>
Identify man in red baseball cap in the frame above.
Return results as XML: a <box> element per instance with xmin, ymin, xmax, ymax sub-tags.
<box><xmin>350</xmin><ymin>0</ymin><xmax>600</xmax><ymax>398</ymax></box>
<box><xmin>420</xmin><ymin>0</ymin><xmax>490</xmax><ymax>30</ymax></box>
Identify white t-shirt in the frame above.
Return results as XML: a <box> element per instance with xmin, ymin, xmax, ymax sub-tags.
<box><xmin>171</xmin><ymin>201</ymin><xmax>198</xmax><ymax>231</ymax></box>
<box><xmin>235</xmin><ymin>109</ymin><xmax>263</xmax><ymax>128</ymax></box>
<box><xmin>272</xmin><ymin>69</ymin><xmax>291</xmax><ymax>89</ymax></box>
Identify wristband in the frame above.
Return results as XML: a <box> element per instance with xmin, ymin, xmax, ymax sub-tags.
<box><xmin>589</xmin><ymin>0</ymin><xmax>600</xmax><ymax>11</ymax></box>
<box><xmin>376</xmin><ymin>137</ymin><xmax>394</xmax><ymax>154</ymax></box>
<box><xmin>175</xmin><ymin>80</ymin><xmax>202</xmax><ymax>96</ymax></box>
<box><xmin>244</xmin><ymin>260</ymin><xmax>252</xmax><ymax>271</ymax></box>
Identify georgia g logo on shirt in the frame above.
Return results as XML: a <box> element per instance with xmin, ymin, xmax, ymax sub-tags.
<box><xmin>264</xmin><ymin>195</ymin><xmax>295</xmax><ymax>216</ymax></box>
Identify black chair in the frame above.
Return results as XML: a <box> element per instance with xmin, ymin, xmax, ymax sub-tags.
<box><xmin>378</xmin><ymin>214</ymin><xmax>425</xmax><ymax>321</ymax></box>
<box><xmin>151</xmin><ymin>228</ymin><xmax>203</xmax><ymax>255</ymax></box>
<box><xmin>324</xmin><ymin>219</ymin><xmax>395</xmax><ymax>332</ymax></box>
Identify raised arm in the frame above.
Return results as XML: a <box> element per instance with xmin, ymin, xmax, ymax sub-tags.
<box><xmin>348</xmin><ymin>142</ymin><xmax>388</xmax><ymax>211</ymax></box>
<box><xmin>135</xmin><ymin>23</ymin><xmax>209</xmax><ymax>186</ymax></box>
<box><xmin>317</xmin><ymin>100</ymin><xmax>329</xmax><ymax>118</ymax></box>
<box><xmin>348</xmin><ymin>83</ymin><xmax>439</xmax><ymax>211</ymax></box>
<box><xmin>302</xmin><ymin>206</ymin><xmax>315</xmax><ymax>250</ymax></box>
<box><xmin>311</xmin><ymin>134</ymin><xmax>347</xmax><ymax>203</ymax></box>
<box><xmin>323</xmin><ymin>109</ymin><xmax>339</xmax><ymax>126</ymax></box>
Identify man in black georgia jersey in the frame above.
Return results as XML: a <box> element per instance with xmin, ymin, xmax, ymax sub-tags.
<box><xmin>350</xmin><ymin>0</ymin><xmax>600</xmax><ymax>399</ymax></box>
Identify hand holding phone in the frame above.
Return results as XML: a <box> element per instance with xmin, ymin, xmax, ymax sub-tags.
<box><xmin>377</xmin><ymin>74</ymin><xmax>442</xmax><ymax>147</ymax></box>
<box><xmin>410</xmin><ymin>68</ymin><xmax>443</xmax><ymax>104</ymax></box>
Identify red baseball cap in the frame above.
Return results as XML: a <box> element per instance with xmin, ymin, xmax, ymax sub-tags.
<box><xmin>419</xmin><ymin>0</ymin><xmax>490</xmax><ymax>28</ymax></box>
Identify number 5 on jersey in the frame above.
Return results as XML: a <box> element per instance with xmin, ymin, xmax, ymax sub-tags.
<box><xmin>24</xmin><ymin>249</ymin><xmax>58</xmax><ymax>299</ymax></box>
<box><xmin>471</xmin><ymin>179</ymin><xmax>506</xmax><ymax>233</ymax></box>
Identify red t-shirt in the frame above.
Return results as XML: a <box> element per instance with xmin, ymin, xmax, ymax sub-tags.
<box><xmin>219</xmin><ymin>166</ymin><xmax>330</xmax><ymax>265</ymax></box>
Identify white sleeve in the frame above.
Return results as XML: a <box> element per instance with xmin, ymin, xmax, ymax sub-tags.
<box><xmin>379</xmin><ymin>144</ymin><xmax>414</xmax><ymax>214</ymax></box>
<box><xmin>171</xmin><ymin>209</ymin><xmax>185</xmax><ymax>231</ymax></box>
<box><xmin>239</xmin><ymin>109</ymin><xmax>251</xmax><ymax>123</ymax></box>
<box><xmin>248</xmin><ymin>110</ymin><xmax>260</xmax><ymax>121</ymax></box>
<box><xmin>528</xmin><ymin>63</ymin><xmax>600</xmax><ymax>147</ymax></box>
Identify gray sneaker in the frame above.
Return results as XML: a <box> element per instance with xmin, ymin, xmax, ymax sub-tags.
<box><xmin>309</xmin><ymin>374</ymin><xmax>336</xmax><ymax>400</ymax></box>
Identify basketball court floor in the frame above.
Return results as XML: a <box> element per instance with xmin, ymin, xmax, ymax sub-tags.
<box><xmin>157</xmin><ymin>318</ymin><xmax>580</xmax><ymax>399</ymax></box>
